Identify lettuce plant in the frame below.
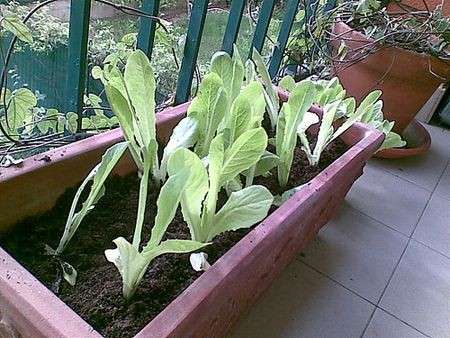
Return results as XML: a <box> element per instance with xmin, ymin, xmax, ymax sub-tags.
<box><xmin>167</xmin><ymin>129</ymin><xmax>273</xmax><ymax>270</ymax></box>
<box><xmin>276</xmin><ymin>79</ymin><xmax>317</xmax><ymax>188</ymax></box>
<box><xmin>169</xmin><ymin>49</ymin><xmax>277</xmax><ymax>187</ymax></box>
<box><xmin>252</xmin><ymin>49</ymin><xmax>280</xmax><ymax>130</ymax></box>
<box><xmin>298</xmin><ymin>99</ymin><xmax>366</xmax><ymax>166</ymax></box>
<box><xmin>54</xmin><ymin>51</ymin><xmax>200</xmax><ymax>288</ymax></box>
<box><xmin>105</xmin><ymin>166</ymin><xmax>208</xmax><ymax>299</ymax></box>
<box><xmin>345</xmin><ymin>90</ymin><xmax>406</xmax><ymax>150</ymax></box>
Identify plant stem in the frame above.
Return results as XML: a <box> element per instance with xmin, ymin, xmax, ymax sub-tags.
<box><xmin>132</xmin><ymin>163</ymin><xmax>150</xmax><ymax>249</ymax></box>
<box><xmin>245</xmin><ymin>165</ymin><xmax>256</xmax><ymax>187</ymax></box>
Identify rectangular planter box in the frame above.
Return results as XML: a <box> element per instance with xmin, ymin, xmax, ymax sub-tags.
<box><xmin>0</xmin><ymin>100</ymin><xmax>383</xmax><ymax>338</ymax></box>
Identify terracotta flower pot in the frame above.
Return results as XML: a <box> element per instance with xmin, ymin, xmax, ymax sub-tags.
<box><xmin>331</xmin><ymin>21</ymin><xmax>450</xmax><ymax>134</ymax></box>
<box><xmin>0</xmin><ymin>98</ymin><xmax>383</xmax><ymax>338</ymax></box>
<box><xmin>387</xmin><ymin>0</ymin><xmax>450</xmax><ymax>16</ymax></box>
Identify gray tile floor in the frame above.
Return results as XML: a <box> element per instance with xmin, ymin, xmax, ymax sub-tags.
<box><xmin>233</xmin><ymin>123</ymin><xmax>450</xmax><ymax>338</ymax></box>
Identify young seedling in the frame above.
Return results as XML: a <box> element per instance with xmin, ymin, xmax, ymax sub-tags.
<box><xmin>105</xmin><ymin>166</ymin><xmax>208</xmax><ymax>299</ymax></box>
<box><xmin>276</xmin><ymin>79</ymin><xmax>317</xmax><ymax>188</ymax></box>
<box><xmin>167</xmin><ymin>129</ymin><xmax>273</xmax><ymax>271</ymax></box>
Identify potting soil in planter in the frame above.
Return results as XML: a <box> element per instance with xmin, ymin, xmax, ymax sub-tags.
<box><xmin>0</xmin><ymin>138</ymin><xmax>348</xmax><ymax>338</ymax></box>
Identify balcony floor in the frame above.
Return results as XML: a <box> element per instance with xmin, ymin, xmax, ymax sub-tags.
<box><xmin>233</xmin><ymin>122</ymin><xmax>450</xmax><ymax>338</ymax></box>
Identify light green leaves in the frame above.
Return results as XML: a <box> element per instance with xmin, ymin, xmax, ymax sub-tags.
<box><xmin>4</xmin><ymin>88</ymin><xmax>37</xmax><ymax>132</ymax></box>
<box><xmin>124</xmin><ymin>50</ymin><xmax>156</xmax><ymax>149</ymax></box>
<box><xmin>167</xmin><ymin>148</ymin><xmax>208</xmax><ymax>240</ymax></box>
<box><xmin>2</xmin><ymin>15</ymin><xmax>33</xmax><ymax>43</ymax></box>
<box><xmin>345</xmin><ymin>90</ymin><xmax>406</xmax><ymax>150</ymax></box>
<box><xmin>104</xmin><ymin>50</ymin><xmax>159</xmax><ymax>177</ymax></box>
<box><xmin>210</xmin><ymin>48</ymin><xmax>244</xmax><ymax>103</ymax></box>
<box><xmin>208</xmin><ymin>185</ymin><xmax>272</xmax><ymax>241</ymax></box>
<box><xmin>105</xmin><ymin>237</ymin><xmax>148</xmax><ymax>300</ymax></box>
<box><xmin>314</xmin><ymin>77</ymin><xmax>346</xmax><ymax>107</ymax></box>
<box><xmin>279</xmin><ymin>75</ymin><xmax>296</xmax><ymax>92</ymax></box>
<box><xmin>159</xmin><ymin>117</ymin><xmax>198</xmax><ymax>180</ymax></box>
<box><xmin>148</xmin><ymin>168</ymin><xmax>191</xmax><ymax>247</ymax></box>
<box><xmin>276</xmin><ymin>79</ymin><xmax>317</xmax><ymax>187</ymax></box>
<box><xmin>220</xmin><ymin>127</ymin><xmax>268</xmax><ymax>186</ymax></box>
<box><xmin>55</xmin><ymin>142</ymin><xmax>128</xmax><ymax>256</ymax></box>
<box><xmin>187</xmin><ymin>73</ymin><xmax>228</xmax><ymax>158</ymax></box>
<box><xmin>167</xmin><ymin>128</ymin><xmax>271</xmax><ymax>247</ymax></box>
<box><xmin>252</xmin><ymin>49</ymin><xmax>279</xmax><ymax>130</ymax></box>
<box><xmin>105</xmin><ymin>167</ymin><xmax>209</xmax><ymax>299</ymax></box>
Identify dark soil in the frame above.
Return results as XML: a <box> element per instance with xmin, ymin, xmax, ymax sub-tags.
<box><xmin>0</xmin><ymin>138</ymin><xmax>348</xmax><ymax>338</ymax></box>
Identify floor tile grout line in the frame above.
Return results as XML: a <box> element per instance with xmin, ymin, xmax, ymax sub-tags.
<box><xmin>299</xmin><ymin>258</ymin><xmax>430</xmax><ymax>338</ymax></box>
<box><xmin>376</xmin><ymin>305</ymin><xmax>433</xmax><ymax>338</ymax></box>
<box><xmin>367</xmin><ymin>158</ymin><xmax>448</xmax><ymax>194</ymax></box>
<box><xmin>298</xmin><ymin>259</ymin><xmax>429</xmax><ymax>338</ymax></box>
<box><xmin>359</xmin><ymin>170</ymin><xmax>440</xmax><ymax>337</ymax></box>
<box><xmin>411</xmin><ymin>237</ymin><xmax>450</xmax><ymax>262</ymax></box>
<box><xmin>346</xmin><ymin>204</ymin><xmax>411</xmax><ymax>239</ymax></box>
<box><xmin>410</xmin><ymin>157</ymin><xmax>450</xmax><ymax>240</ymax></box>
<box><xmin>297</xmin><ymin>260</ymin><xmax>378</xmax><ymax>306</ymax></box>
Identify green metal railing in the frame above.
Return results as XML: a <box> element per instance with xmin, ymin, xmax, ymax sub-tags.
<box><xmin>64</xmin><ymin>0</ymin><xmax>311</xmax><ymax>132</ymax></box>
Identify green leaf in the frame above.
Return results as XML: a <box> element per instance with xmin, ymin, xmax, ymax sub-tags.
<box><xmin>167</xmin><ymin>148</ymin><xmax>208</xmax><ymax>241</ymax></box>
<box><xmin>65</xmin><ymin>112</ymin><xmax>78</xmax><ymax>134</ymax></box>
<box><xmin>106</xmin><ymin>236</ymin><xmax>208</xmax><ymax>300</ymax></box>
<box><xmin>276</xmin><ymin>80</ymin><xmax>316</xmax><ymax>187</ymax></box>
<box><xmin>249</xmin><ymin>151</ymin><xmax>279</xmax><ymax>176</ymax></box>
<box><xmin>210</xmin><ymin>48</ymin><xmax>244</xmax><ymax>102</ymax></box>
<box><xmin>6</xmin><ymin>88</ymin><xmax>37</xmax><ymax>131</ymax></box>
<box><xmin>105</xmin><ymin>237</ymin><xmax>149</xmax><ymax>300</ymax></box>
<box><xmin>380</xmin><ymin>131</ymin><xmax>406</xmax><ymax>150</ymax></box>
<box><xmin>279</xmin><ymin>75</ymin><xmax>296</xmax><ymax>92</ymax></box>
<box><xmin>311</xmin><ymin>101</ymin><xmax>339</xmax><ymax>164</ymax></box>
<box><xmin>252</xmin><ymin>49</ymin><xmax>279</xmax><ymax>129</ymax></box>
<box><xmin>144</xmin><ymin>239</ymin><xmax>209</xmax><ymax>260</ymax></box>
<box><xmin>147</xmin><ymin>167</ymin><xmax>191</xmax><ymax>247</ymax></box>
<box><xmin>220</xmin><ymin>127</ymin><xmax>268</xmax><ymax>185</ymax></box>
<box><xmin>159</xmin><ymin>117</ymin><xmax>198</xmax><ymax>180</ymax></box>
<box><xmin>2</xmin><ymin>15</ymin><xmax>33</xmax><ymax>44</ymax></box>
<box><xmin>208</xmin><ymin>185</ymin><xmax>273</xmax><ymax>241</ymax></box>
<box><xmin>56</xmin><ymin>142</ymin><xmax>128</xmax><ymax>255</ymax></box>
<box><xmin>188</xmin><ymin>73</ymin><xmax>229</xmax><ymax>157</ymax></box>
<box><xmin>105</xmin><ymin>84</ymin><xmax>142</xmax><ymax>169</ymax></box>
<box><xmin>124</xmin><ymin>50</ymin><xmax>156</xmax><ymax>149</ymax></box>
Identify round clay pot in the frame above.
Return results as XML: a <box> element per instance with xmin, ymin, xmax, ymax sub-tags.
<box><xmin>387</xmin><ymin>0</ymin><xmax>449</xmax><ymax>16</ymax></box>
<box><xmin>331</xmin><ymin>21</ymin><xmax>450</xmax><ymax>134</ymax></box>
<box><xmin>375</xmin><ymin>119</ymin><xmax>431</xmax><ymax>158</ymax></box>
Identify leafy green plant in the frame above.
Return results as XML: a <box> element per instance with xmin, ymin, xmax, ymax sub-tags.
<box><xmin>167</xmin><ymin>130</ymin><xmax>273</xmax><ymax>271</ymax></box>
<box><xmin>53</xmin><ymin>51</ymin><xmax>199</xmax><ymax>290</ymax></box>
<box><xmin>105</xmin><ymin>166</ymin><xmax>208</xmax><ymax>299</ymax></box>
<box><xmin>252</xmin><ymin>49</ymin><xmax>280</xmax><ymax>130</ymax></box>
<box><xmin>345</xmin><ymin>90</ymin><xmax>406</xmax><ymax>151</ymax></box>
<box><xmin>298</xmin><ymin>99</ymin><xmax>364</xmax><ymax>166</ymax></box>
<box><xmin>276</xmin><ymin>79</ymin><xmax>317</xmax><ymax>188</ymax></box>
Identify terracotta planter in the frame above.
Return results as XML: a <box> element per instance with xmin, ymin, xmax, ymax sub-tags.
<box><xmin>331</xmin><ymin>21</ymin><xmax>450</xmax><ymax>134</ymax></box>
<box><xmin>0</xmin><ymin>100</ymin><xmax>383</xmax><ymax>338</ymax></box>
<box><xmin>387</xmin><ymin>0</ymin><xmax>450</xmax><ymax>16</ymax></box>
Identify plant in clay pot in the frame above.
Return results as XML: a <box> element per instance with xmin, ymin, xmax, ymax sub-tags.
<box><xmin>327</xmin><ymin>0</ymin><xmax>450</xmax><ymax>149</ymax></box>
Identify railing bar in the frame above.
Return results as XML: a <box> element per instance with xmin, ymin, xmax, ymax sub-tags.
<box><xmin>66</xmin><ymin>0</ymin><xmax>91</xmax><ymax>131</ymax></box>
<box><xmin>249</xmin><ymin>0</ymin><xmax>276</xmax><ymax>57</ymax></box>
<box><xmin>222</xmin><ymin>0</ymin><xmax>246</xmax><ymax>55</ymax></box>
<box><xmin>268</xmin><ymin>0</ymin><xmax>300</xmax><ymax>79</ymax></box>
<box><xmin>65</xmin><ymin>0</ymin><xmax>91</xmax><ymax>133</ymax></box>
<box><xmin>137</xmin><ymin>0</ymin><xmax>160</xmax><ymax>58</ymax></box>
<box><xmin>174</xmin><ymin>0</ymin><xmax>209</xmax><ymax>105</ymax></box>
